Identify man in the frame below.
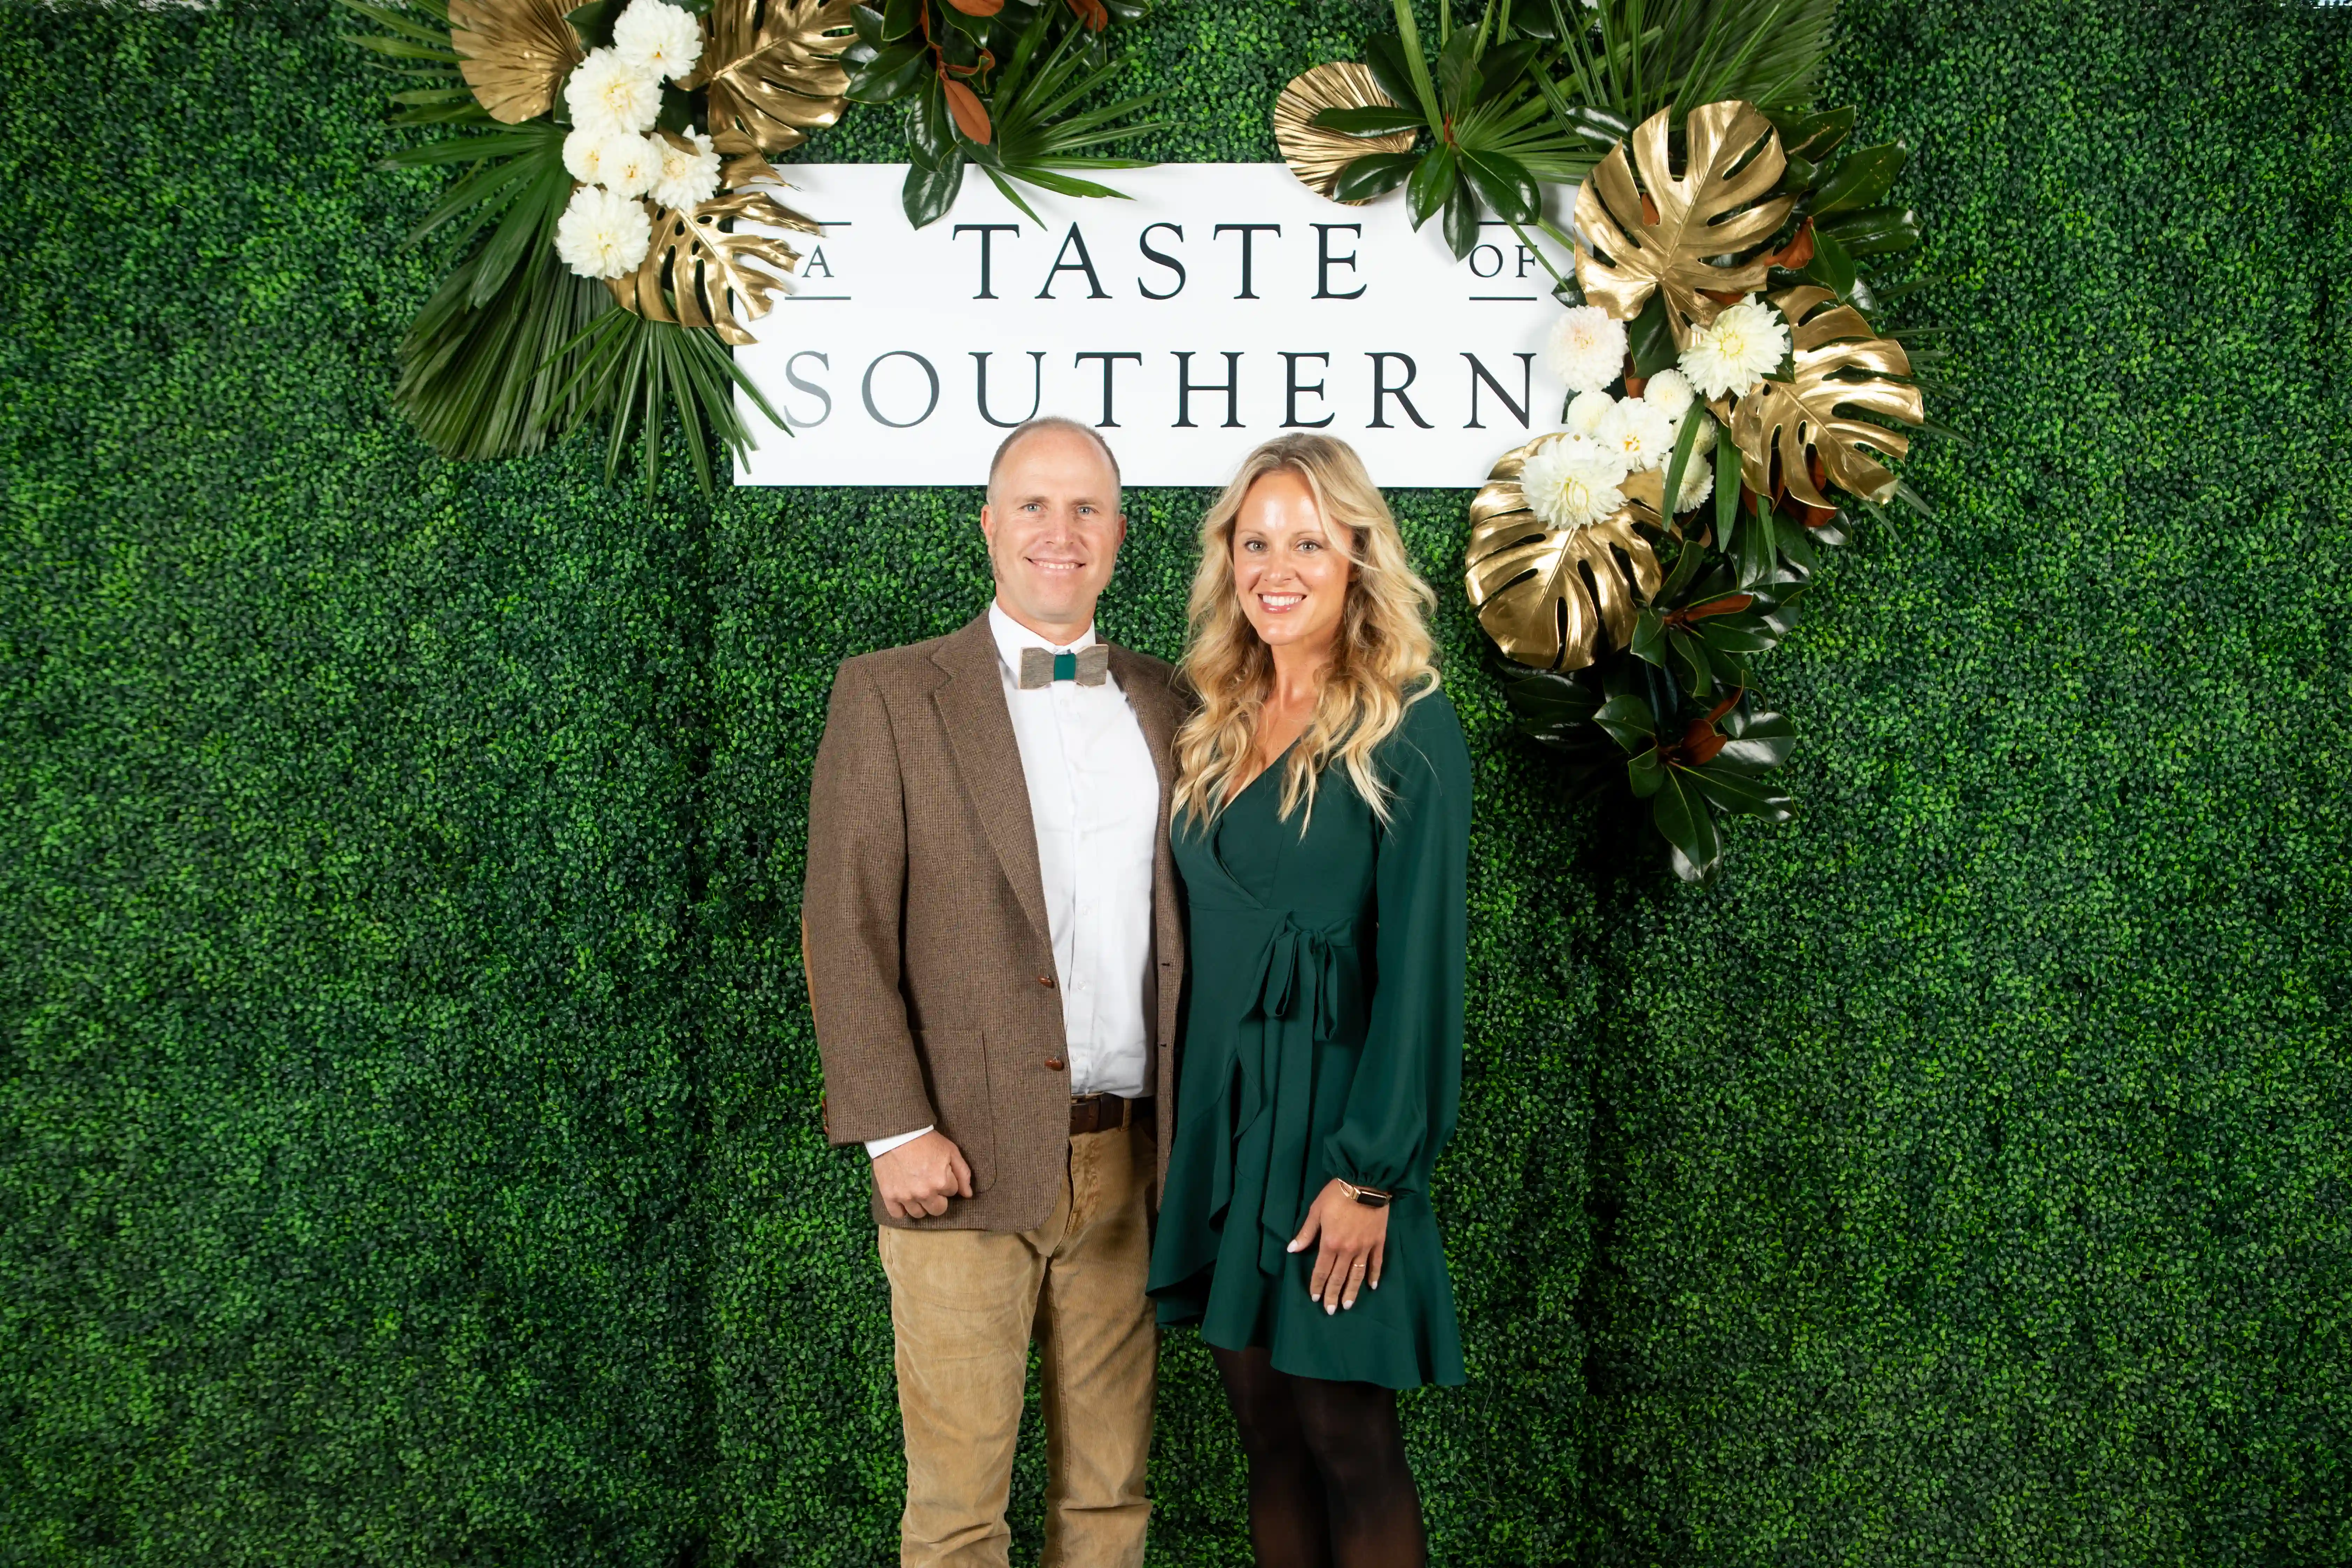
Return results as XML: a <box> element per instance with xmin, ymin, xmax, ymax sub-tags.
<box><xmin>803</xmin><ymin>416</ymin><xmax>1185</xmax><ymax>1568</ymax></box>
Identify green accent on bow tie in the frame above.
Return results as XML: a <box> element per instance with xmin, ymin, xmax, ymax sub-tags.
<box><xmin>1053</xmin><ymin>651</ymin><xmax>1077</xmax><ymax>681</ymax></box>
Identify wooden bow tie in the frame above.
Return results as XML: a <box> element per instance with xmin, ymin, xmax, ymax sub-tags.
<box><xmin>1018</xmin><ymin>645</ymin><xmax>1110</xmax><ymax>689</ymax></box>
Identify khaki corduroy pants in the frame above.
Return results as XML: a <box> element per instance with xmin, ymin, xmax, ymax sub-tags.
<box><xmin>876</xmin><ymin>1122</ymin><xmax>1157</xmax><ymax>1568</ymax></box>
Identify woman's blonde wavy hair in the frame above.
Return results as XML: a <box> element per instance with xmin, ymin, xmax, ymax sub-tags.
<box><xmin>1173</xmin><ymin>433</ymin><xmax>1440</xmax><ymax>828</ymax></box>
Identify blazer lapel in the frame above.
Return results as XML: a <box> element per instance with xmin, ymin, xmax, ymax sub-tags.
<box><xmin>931</xmin><ymin>614</ymin><xmax>1052</xmax><ymax>949</ymax></box>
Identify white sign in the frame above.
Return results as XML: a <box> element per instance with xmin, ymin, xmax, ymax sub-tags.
<box><xmin>733</xmin><ymin>163</ymin><xmax>1577</xmax><ymax>488</ymax></box>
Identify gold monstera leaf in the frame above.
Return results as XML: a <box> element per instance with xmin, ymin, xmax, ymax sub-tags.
<box><xmin>449</xmin><ymin>0</ymin><xmax>584</xmax><ymax>124</ymax></box>
<box><xmin>1272</xmin><ymin>63</ymin><xmax>1416</xmax><ymax>203</ymax></box>
<box><xmin>1573</xmin><ymin>100</ymin><xmax>1794</xmax><ymax>347</ymax></box>
<box><xmin>1731</xmin><ymin>285</ymin><xmax>1923</xmax><ymax>506</ymax></box>
<box><xmin>609</xmin><ymin>186</ymin><xmax>822</xmax><ymax>345</ymax></box>
<box><xmin>1465</xmin><ymin>439</ymin><xmax>1666</xmax><ymax>672</ymax></box>
<box><xmin>685</xmin><ymin>0</ymin><xmax>858</xmax><ymax>161</ymax></box>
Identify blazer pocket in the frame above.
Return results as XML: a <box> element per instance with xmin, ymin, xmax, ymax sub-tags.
<box><xmin>916</xmin><ymin>1029</ymin><xmax>998</xmax><ymax>1195</ymax></box>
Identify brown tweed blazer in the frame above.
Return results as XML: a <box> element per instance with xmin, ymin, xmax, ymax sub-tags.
<box><xmin>803</xmin><ymin>611</ymin><xmax>1188</xmax><ymax>1232</ymax></box>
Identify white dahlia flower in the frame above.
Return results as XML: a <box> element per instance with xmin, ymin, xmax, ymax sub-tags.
<box><xmin>650</xmin><ymin>128</ymin><xmax>722</xmax><ymax>212</ymax></box>
<box><xmin>1660</xmin><ymin>460</ymin><xmax>1714</xmax><ymax>514</ymax></box>
<box><xmin>562</xmin><ymin>126</ymin><xmax>611</xmax><ymax>185</ymax></box>
<box><xmin>1545</xmin><ymin>305</ymin><xmax>1628</xmax><ymax>396</ymax></box>
<box><xmin>555</xmin><ymin>184</ymin><xmax>652</xmax><ymax>279</ymax></box>
<box><xmin>1519</xmin><ymin>434</ymin><xmax>1629</xmax><ymax>533</ymax></box>
<box><xmin>613</xmin><ymin>0</ymin><xmax>704</xmax><ymax>81</ymax></box>
<box><xmin>565</xmin><ymin>47</ymin><xmax>663</xmax><ymax>137</ymax></box>
<box><xmin>1642</xmin><ymin>366</ymin><xmax>1696</xmax><ymax>421</ymax></box>
<box><xmin>1680</xmin><ymin>296</ymin><xmax>1789</xmax><ymax>401</ymax></box>
<box><xmin>1598</xmin><ymin>396</ymin><xmax>1677</xmax><ymax>472</ymax></box>
<box><xmin>1564</xmin><ymin>389</ymin><xmax>1615</xmax><ymax>437</ymax></box>
<box><xmin>597</xmin><ymin>132</ymin><xmax>662</xmax><ymax>199</ymax></box>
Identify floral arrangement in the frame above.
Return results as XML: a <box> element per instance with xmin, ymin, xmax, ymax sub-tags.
<box><xmin>343</xmin><ymin>0</ymin><xmax>1159</xmax><ymax>492</ymax></box>
<box><xmin>1280</xmin><ymin>0</ymin><xmax>1940</xmax><ymax>880</ymax></box>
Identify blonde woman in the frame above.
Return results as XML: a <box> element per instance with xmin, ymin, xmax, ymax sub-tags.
<box><xmin>1146</xmin><ymin>434</ymin><xmax>1470</xmax><ymax>1567</ymax></box>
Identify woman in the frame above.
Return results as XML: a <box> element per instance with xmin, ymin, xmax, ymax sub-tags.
<box><xmin>1147</xmin><ymin>434</ymin><xmax>1471</xmax><ymax>1568</ymax></box>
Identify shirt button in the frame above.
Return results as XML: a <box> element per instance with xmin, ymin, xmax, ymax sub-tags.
<box><xmin>1045</xmin><ymin>1057</ymin><xmax>1066</xmax><ymax>1071</ymax></box>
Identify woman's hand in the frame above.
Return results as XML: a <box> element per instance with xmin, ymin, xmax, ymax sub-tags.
<box><xmin>1288</xmin><ymin>1178</ymin><xmax>1389</xmax><ymax>1313</ymax></box>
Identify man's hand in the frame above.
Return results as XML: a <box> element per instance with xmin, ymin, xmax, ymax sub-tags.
<box><xmin>872</xmin><ymin>1130</ymin><xmax>974</xmax><ymax>1220</ymax></box>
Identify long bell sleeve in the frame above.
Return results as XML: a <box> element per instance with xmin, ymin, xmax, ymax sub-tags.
<box><xmin>1321</xmin><ymin>691</ymin><xmax>1472</xmax><ymax>1199</ymax></box>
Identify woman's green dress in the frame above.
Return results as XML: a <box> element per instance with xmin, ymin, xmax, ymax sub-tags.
<box><xmin>1147</xmin><ymin>689</ymin><xmax>1471</xmax><ymax>1390</ymax></box>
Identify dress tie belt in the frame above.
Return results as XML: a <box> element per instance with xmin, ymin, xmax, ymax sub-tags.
<box><xmin>1200</xmin><ymin>907</ymin><xmax>1362</xmax><ymax>1279</ymax></box>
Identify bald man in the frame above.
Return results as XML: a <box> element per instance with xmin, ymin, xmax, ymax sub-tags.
<box><xmin>803</xmin><ymin>416</ymin><xmax>1187</xmax><ymax>1568</ymax></box>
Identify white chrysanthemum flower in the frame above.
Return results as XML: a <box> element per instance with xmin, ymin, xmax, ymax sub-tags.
<box><xmin>614</xmin><ymin>0</ymin><xmax>704</xmax><ymax>81</ymax></box>
<box><xmin>555</xmin><ymin>184</ymin><xmax>652</xmax><ymax>279</ymax></box>
<box><xmin>1545</xmin><ymin>305</ymin><xmax>1628</xmax><ymax>395</ymax></box>
<box><xmin>562</xmin><ymin>126</ymin><xmax>613</xmax><ymax>185</ymax></box>
<box><xmin>650</xmin><ymin>128</ymin><xmax>722</xmax><ymax>212</ymax></box>
<box><xmin>1519</xmin><ymin>435</ymin><xmax>1629</xmax><ymax>533</ymax></box>
<box><xmin>1680</xmin><ymin>296</ymin><xmax>1790</xmax><ymax>401</ymax></box>
<box><xmin>1687</xmin><ymin>413</ymin><xmax>1718</xmax><ymax>458</ymax></box>
<box><xmin>1660</xmin><ymin>460</ymin><xmax>1714</xmax><ymax>514</ymax></box>
<box><xmin>565</xmin><ymin>47</ymin><xmax>663</xmax><ymax>136</ymax></box>
<box><xmin>1564</xmin><ymin>390</ymin><xmax>1614</xmax><ymax>437</ymax></box>
<box><xmin>1643</xmin><ymin>366</ymin><xmax>1696</xmax><ymax>420</ymax></box>
<box><xmin>1598</xmin><ymin>396</ymin><xmax>1677</xmax><ymax>472</ymax></box>
<box><xmin>597</xmin><ymin>132</ymin><xmax>662</xmax><ymax>199</ymax></box>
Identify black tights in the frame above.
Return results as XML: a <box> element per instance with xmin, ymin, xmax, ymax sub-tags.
<box><xmin>1211</xmin><ymin>1345</ymin><xmax>1428</xmax><ymax>1568</ymax></box>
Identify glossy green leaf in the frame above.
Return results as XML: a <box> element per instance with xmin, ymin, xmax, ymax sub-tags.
<box><xmin>1406</xmin><ymin>141</ymin><xmax>1458</xmax><ymax>231</ymax></box>
<box><xmin>1458</xmin><ymin>149</ymin><xmax>1539</xmax><ymax>224</ymax></box>
<box><xmin>1594</xmin><ymin>692</ymin><xmax>1657</xmax><ymax>753</ymax></box>
<box><xmin>1442</xmin><ymin>178</ymin><xmax>1480</xmax><ymax>259</ymax></box>
<box><xmin>1818</xmin><ymin>205</ymin><xmax>1921</xmax><ymax>257</ymax></box>
<box><xmin>1631</xmin><ymin>607</ymin><xmax>1667</xmax><ymax>667</ymax></box>
<box><xmin>1812</xmin><ymin>140</ymin><xmax>1909</xmax><ymax>216</ymax></box>
<box><xmin>1313</xmin><ymin>104</ymin><xmax>1429</xmax><ymax>135</ymax></box>
<box><xmin>1628</xmin><ymin>292</ymin><xmax>1678</xmax><ymax>377</ymax></box>
<box><xmin>1688</xmin><ymin>763</ymin><xmax>1795</xmax><ymax>821</ymax></box>
<box><xmin>1332</xmin><ymin>152</ymin><xmax>1421</xmax><ymax>202</ymax></box>
<box><xmin>1714</xmin><ymin>709</ymin><xmax>1797</xmax><ymax>774</ymax></box>
<box><xmin>1649</xmin><ymin>769</ymin><xmax>1720</xmax><ymax>879</ymax></box>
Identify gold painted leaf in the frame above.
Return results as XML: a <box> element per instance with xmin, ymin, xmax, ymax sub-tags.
<box><xmin>1272</xmin><ymin>63</ymin><xmax>1416</xmax><ymax>203</ymax></box>
<box><xmin>608</xmin><ymin>186</ymin><xmax>822</xmax><ymax>345</ymax></box>
<box><xmin>1464</xmin><ymin>438</ymin><xmax>1666</xmax><ymax>672</ymax></box>
<box><xmin>449</xmin><ymin>0</ymin><xmax>583</xmax><ymax>124</ymax></box>
<box><xmin>1731</xmin><ymin>285</ymin><xmax>1923</xmax><ymax>506</ymax></box>
<box><xmin>1572</xmin><ymin>100</ymin><xmax>1795</xmax><ymax>347</ymax></box>
<box><xmin>687</xmin><ymin>0</ymin><xmax>859</xmax><ymax>158</ymax></box>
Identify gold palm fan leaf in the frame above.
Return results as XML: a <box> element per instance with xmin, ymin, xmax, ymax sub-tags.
<box><xmin>1572</xmin><ymin>99</ymin><xmax>1794</xmax><ymax>348</ymax></box>
<box><xmin>684</xmin><ymin>0</ymin><xmax>859</xmax><ymax>171</ymax></box>
<box><xmin>1465</xmin><ymin>438</ymin><xmax>1666</xmax><ymax>672</ymax></box>
<box><xmin>1272</xmin><ymin>63</ymin><xmax>1417</xmax><ymax>202</ymax></box>
<box><xmin>609</xmin><ymin>186</ymin><xmax>822</xmax><ymax>345</ymax></box>
<box><xmin>1731</xmin><ymin>285</ymin><xmax>1924</xmax><ymax>506</ymax></box>
<box><xmin>449</xmin><ymin>0</ymin><xmax>584</xmax><ymax>123</ymax></box>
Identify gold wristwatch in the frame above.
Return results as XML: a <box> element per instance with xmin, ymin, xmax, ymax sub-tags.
<box><xmin>1339</xmin><ymin>1179</ymin><xmax>1391</xmax><ymax>1209</ymax></box>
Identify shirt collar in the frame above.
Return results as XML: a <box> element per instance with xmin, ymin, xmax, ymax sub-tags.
<box><xmin>988</xmin><ymin>601</ymin><xmax>1098</xmax><ymax>676</ymax></box>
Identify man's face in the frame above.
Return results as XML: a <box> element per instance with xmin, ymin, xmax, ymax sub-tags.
<box><xmin>980</xmin><ymin>427</ymin><xmax>1126</xmax><ymax>637</ymax></box>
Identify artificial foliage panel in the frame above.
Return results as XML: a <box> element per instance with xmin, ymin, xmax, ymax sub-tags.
<box><xmin>1</xmin><ymin>3</ymin><xmax>2348</xmax><ymax>1568</ymax></box>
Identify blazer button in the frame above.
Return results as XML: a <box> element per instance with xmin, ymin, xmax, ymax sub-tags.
<box><xmin>1045</xmin><ymin>1057</ymin><xmax>1066</xmax><ymax>1071</ymax></box>
<box><xmin>1038</xmin><ymin>974</ymin><xmax>1057</xmax><ymax>988</ymax></box>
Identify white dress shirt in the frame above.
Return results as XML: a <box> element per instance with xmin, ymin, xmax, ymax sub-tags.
<box><xmin>866</xmin><ymin>603</ymin><xmax>1162</xmax><ymax>1158</ymax></box>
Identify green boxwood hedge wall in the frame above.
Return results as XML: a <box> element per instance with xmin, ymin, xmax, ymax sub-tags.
<box><xmin>3</xmin><ymin>1</ymin><xmax>2347</xmax><ymax>1565</ymax></box>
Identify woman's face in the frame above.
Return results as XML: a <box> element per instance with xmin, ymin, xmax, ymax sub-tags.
<box><xmin>1232</xmin><ymin>470</ymin><xmax>1352</xmax><ymax>656</ymax></box>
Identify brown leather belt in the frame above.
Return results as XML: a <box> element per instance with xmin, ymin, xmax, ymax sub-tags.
<box><xmin>1070</xmin><ymin>1092</ymin><xmax>1153</xmax><ymax>1136</ymax></box>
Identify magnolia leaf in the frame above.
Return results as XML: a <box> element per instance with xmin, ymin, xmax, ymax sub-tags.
<box><xmin>1464</xmin><ymin>441</ymin><xmax>1666</xmax><ymax>672</ymax></box>
<box><xmin>1273</xmin><ymin>63</ymin><xmax>1419</xmax><ymax>203</ymax></box>
<box><xmin>608</xmin><ymin>188</ymin><xmax>821</xmax><ymax>345</ymax></box>
<box><xmin>1731</xmin><ymin>285</ymin><xmax>1924</xmax><ymax>506</ymax></box>
<box><xmin>450</xmin><ymin>0</ymin><xmax>584</xmax><ymax>122</ymax></box>
<box><xmin>688</xmin><ymin>0</ymin><xmax>859</xmax><ymax>156</ymax></box>
<box><xmin>1571</xmin><ymin>99</ymin><xmax>1795</xmax><ymax>348</ymax></box>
